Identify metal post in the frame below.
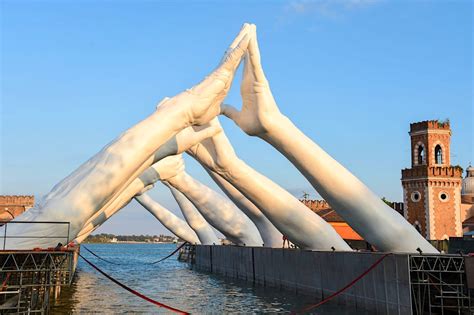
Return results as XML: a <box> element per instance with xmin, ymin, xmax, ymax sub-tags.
<box><xmin>3</xmin><ymin>223</ymin><xmax>7</xmax><ymax>250</ymax></box>
<box><xmin>66</xmin><ymin>222</ymin><xmax>70</xmax><ymax>245</ymax></box>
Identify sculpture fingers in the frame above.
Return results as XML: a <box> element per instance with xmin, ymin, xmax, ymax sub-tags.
<box><xmin>193</xmin><ymin>33</ymin><xmax>250</xmax><ymax>98</ymax></box>
<box><xmin>220</xmin><ymin>103</ymin><xmax>242</xmax><ymax>124</ymax></box>
<box><xmin>217</xmin><ymin>24</ymin><xmax>252</xmax><ymax>73</ymax></box>
<box><xmin>220</xmin><ymin>23</ymin><xmax>252</xmax><ymax>65</ymax></box>
<box><xmin>149</xmin><ymin>154</ymin><xmax>184</xmax><ymax>181</ymax></box>
<box><xmin>248</xmin><ymin>25</ymin><xmax>267</xmax><ymax>83</ymax></box>
<box><xmin>176</xmin><ymin>124</ymin><xmax>222</xmax><ymax>153</ymax></box>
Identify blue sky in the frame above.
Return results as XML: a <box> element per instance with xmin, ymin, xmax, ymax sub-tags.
<box><xmin>1</xmin><ymin>0</ymin><xmax>472</xmax><ymax>235</ymax></box>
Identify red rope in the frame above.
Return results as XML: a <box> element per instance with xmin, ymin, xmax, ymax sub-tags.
<box><xmin>1</xmin><ymin>273</ymin><xmax>10</xmax><ymax>291</ymax></box>
<box><xmin>79</xmin><ymin>253</ymin><xmax>189</xmax><ymax>314</ymax></box>
<box><xmin>293</xmin><ymin>253</ymin><xmax>391</xmax><ymax>314</ymax></box>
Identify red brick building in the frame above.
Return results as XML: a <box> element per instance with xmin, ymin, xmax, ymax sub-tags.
<box><xmin>0</xmin><ymin>195</ymin><xmax>34</xmax><ymax>222</ymax></box>
<box><xmin>401</xmin><ymin>120</ymin><xmax>463</xmax><ymax>240</ymax></box>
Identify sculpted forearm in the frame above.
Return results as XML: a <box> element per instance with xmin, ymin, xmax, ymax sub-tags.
<box><xmin>165</xmin><ymin>172</ymin><xmax>263</xmax><ymax>246</ymax></box>
<box><xmin>206</xmin><ymin>169</ymin><xmax>282</xmax><ymax>247</ymax></box>
<box><xmin>135</xmin><ymin>193</ymin><xmax>200</xmax><ymax>244</ymax></box>
<box><xmin>167</xmin><ymin>184</ymin><xmax>219</xmax><ymax>245</ymax></box>
<box><xmin>209</xmin><ymin>157</ymin><xmax>350</xmax><ymax>251</ymax></box>
<box><xmin>8</xmin><ymin>24</ymin><xmax>251</xmax><ymax>249</ymax></box>
<box><xmin>221</xmin><ymin>26</ymin><xmax>437</xmax><ymax>254</ymax></box>
<box><xmin>260</xmin><ymin>115</ymin><xmax>438</xmax><ymax>253</ymax></box>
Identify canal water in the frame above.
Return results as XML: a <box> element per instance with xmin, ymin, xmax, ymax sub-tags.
<box><xmin>51</xmin><ymin>243</ymin><xmax>366</xmax><ymax>314</ymax></box>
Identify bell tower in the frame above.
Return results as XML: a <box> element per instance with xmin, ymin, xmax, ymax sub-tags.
<box><xmin>401</xmin><ymin>120</ymin><xmax>463</xmax><ymax>240</ymax></box>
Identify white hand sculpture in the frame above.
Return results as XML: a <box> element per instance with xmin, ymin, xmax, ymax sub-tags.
<box><xmin>221</xmin><ymin>25</ymin><xmax>281</xmax><ymax>137</ymax></box>
<box><xmin>164</xmin><ymin>171</ymin><xmax>263</xmax><ymax>247</ymax></box>
<box><xmin>158</xmin><ymin>23</ymin><xmax>252</xmax><ymax>126</ymax></box>
<box><xmin>7</xmin><ymin>24</ymin><xmax>251</xmax><ymax>250</ymax></box>
<box><xmin>188</xmin><ymin>118</ymin><xmax>351</xmax><ymax>251</ymax></box>
<box><xmin>74</xmin><ymin>155</ymin><xmax>185</xmax><ymax>243</ymax></box>
<box><xmin>153</xmin><ymin>124</ymin><xmax>222</xmax><ymax>162</ymax></box>
<box><xmin>148</xmin><ymin>154</ymin><xmax>185</xmax><ymax>181</ymax></box>
<box><xmin>165</xmin><ymin>183</ymin><xmax>219</xmax><ymax>245</ymax></box>
<box><xmin>135</xmin><ymin>193</ymin><xmax>200</xmax><ymax>245</ymax></box>
<box><xmin>222</xmin><ymin>27</ymin><xmax>438</xmax><ymax>254</ymax></box>
<box><xmin>76</xmin><ymin>125</ymin><xmax>219</xmax><ymax>243</ymax></box>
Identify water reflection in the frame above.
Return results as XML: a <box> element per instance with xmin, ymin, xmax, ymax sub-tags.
<box><xmin>51</xmin><ymin>244</ymin><xmax>366</xmax><ymax>314</ymax></box>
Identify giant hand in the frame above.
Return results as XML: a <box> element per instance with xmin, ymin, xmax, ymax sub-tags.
<box><xmin>188</xmin><ymin>118</ymin><xmax>351</xmax><ymax>251</ymax></box>
<box><xmin>77</xmin><ymin>123</ymin><xmax>221</xmax><ymax>241</ymax></box>
<box><xmin>222</xmin><ymin>27</ymin><xmax>438</xmax><ymax>254</ymax></box>
<box><xmin>74</xmin><ymin>155</ymin><xmax>186</xmax><ymax>243</ymax></box>
<box><xmin>159</xmin><ymin>23</ymin><xmax>252</xmax><ymax>126</ymax></box>
<box><xmin>6</xmin><ymin>24</ymin><xmax>251</xmax><ymax>250</ymax></box>
<box><xmin>221</xmin><ymin>25</ymin><xmax>282</xmax><ymax>137</ymax></box>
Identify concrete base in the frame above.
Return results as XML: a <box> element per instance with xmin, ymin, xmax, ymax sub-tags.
<box><xmin>194</xmin><ymin>245</ymin><xmax>412</xmax><ymax>314</ymax></box>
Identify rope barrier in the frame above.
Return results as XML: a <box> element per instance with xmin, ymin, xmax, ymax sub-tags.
<box><xmin>79</xmin><ymin>253</ymin><xmax>189</xmax><ymax>314</ymax></box>
<box><xmin>292</xmin><ymin>253</ymin><xmax>392</xmax><ymax>314</ymax></box>
<box><xmin>82</xmin><ymin>246</ymin><xmax>122</xmax><ymax>265</ymax></box>
<box><xmin>148</xmin><ymin>242</ymin><xmax>188</xmax><ymax>264</ymax></box>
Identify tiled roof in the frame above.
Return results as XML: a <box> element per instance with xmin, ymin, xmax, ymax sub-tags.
<box><xmin>300</xmin><ymin>200</ymin><xmax>344</xmax><ymax>222</ymax></box>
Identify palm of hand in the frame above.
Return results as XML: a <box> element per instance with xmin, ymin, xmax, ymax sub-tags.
<box><xmin>239</xmin><ymin>74</ymin><xmax>279</xmax><ymax>136</ymax></box>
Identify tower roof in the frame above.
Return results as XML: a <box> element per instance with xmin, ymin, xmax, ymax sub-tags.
<box><xmin>410</xmin><ymin>120</ymin><xmax>450</xmax><ymax>133</ymax></box>
<box><xmin>462</xmin><ymin>164</ymin><xmax>474</xmax><ymax>197</ymax></box>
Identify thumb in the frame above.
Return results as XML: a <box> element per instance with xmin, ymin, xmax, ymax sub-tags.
<box><xmin>192</xmin><ymin>124</ymin><xmax>222</xmax><ymax>143</ymax></box>
<box><xmin>220</xmin><ymin>103</ymin><xmax>241</xmax><ymax>123</ymax></box>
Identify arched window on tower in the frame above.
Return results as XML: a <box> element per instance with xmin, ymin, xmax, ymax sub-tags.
<box><xmin>435</xmin><ymin>145</ymin><xmax>443</xmax><ymax>164</ymax></box>
<box><xmin>417</xmin><ymin>145</ymin><xmax>424</xmax><ymax>165</ymax></box>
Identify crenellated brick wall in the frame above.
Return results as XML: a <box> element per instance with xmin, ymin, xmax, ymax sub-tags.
<box><xmin>0</xmin><ymin>195</ymin><xmax>34</xmax><ymax>222</ymax></box>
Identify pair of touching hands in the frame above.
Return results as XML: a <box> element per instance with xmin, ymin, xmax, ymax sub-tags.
<box><xmin>155</xmin><ymin>23</ymin><xmax>283</xmax><ymax>181</ymax></box>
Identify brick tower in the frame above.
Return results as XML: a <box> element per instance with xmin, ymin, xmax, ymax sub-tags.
<box><xmin>401</xmin><ymin>120</ymin><xmax>463</xmax><ymax>240</ymax></box>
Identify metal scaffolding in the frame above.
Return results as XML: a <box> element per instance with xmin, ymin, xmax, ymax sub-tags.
<box><xmin>0</xmin><ymin>221</ymin><xmax>77</xmax><ymax>314</ymax></box>
<box><xmin>0</xmin><ymin>250</ymin><xmax>77</xmax><ymax>314</ymax></box>
<box><xmin>410</xmin><ymin>254</ymin><xmax>473</xmax><ymax>314</ymax></box>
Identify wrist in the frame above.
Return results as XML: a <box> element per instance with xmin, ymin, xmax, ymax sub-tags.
<box><xmin>154</xmin><ymin>96</ymin><xmax>192</xmax><ymax>132</ymax></box>
<box><xmin>260</xmin><ymin>112</ymin><xmax>292</xmax><ymax>142</ymax></box>
<box><xmin>162</xmin><ymin>171</ymin><xmax>185</xmax><ymax>188</ymax></box>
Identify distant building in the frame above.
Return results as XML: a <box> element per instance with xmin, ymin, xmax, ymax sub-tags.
<box><xmin>301</xmin><ymin>199</ymin><xmax>363</xmax><ymax>240</ymax></box>
<box><xmin>301</xmin><ymin>199</ymin><xmax>404</xmax><ymax>242</ymax></box>
<box><xmin>401</xmin><ymin>120</ymin><xmax>464</xmax><ymax>240</ymax></box>
<box><xmin>461</xmin><ymin>166</ymin><xmax>474</xmax><ymax>233</ymax></box>
<box><xmin>0</xmin><ymin>195</ymin><xmax>34</xmax><ymax>222</ymax></box>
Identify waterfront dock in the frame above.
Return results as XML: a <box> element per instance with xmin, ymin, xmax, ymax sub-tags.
<box><xmin>0</xmin><ymin>247</ymin><xmax>79</xmax><ymax>313</ymax></box>
<box><xmin>188</xmin><ymin>245</ymin><xmax>474</xmax><ymax>314</ymax></box>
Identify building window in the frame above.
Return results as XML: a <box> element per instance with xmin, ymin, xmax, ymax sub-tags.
<box><xmin>435</xmin><ymin>145</ymin><xmax>443</xmax><ymax>164</ymax></box>
<box><xmin>411</xmin><ymin>191</ymin><xmax>421</xmax><ymax>202</ymax></box>
<box><xmin>417</xmin><ymin>145</ymin><xmax>424</xmax><ymax>165</ymax></box>
<box><xmin>438</xmin><ymin>191</ymin><xmax>449</xmax><ymax>202</ymax></box>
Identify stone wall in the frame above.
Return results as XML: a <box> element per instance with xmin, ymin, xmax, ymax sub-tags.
<box><xmin>195</xmin><ymin>245</ymin><xmax>412</xmax><ymax>314</ymax></box>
